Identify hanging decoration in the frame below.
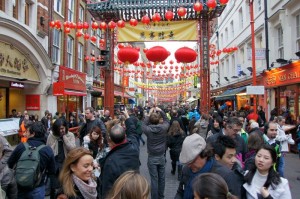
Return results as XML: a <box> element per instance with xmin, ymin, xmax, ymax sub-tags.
<box><xmin>145</xmin><ymin>46</ymin><xmax>170</xmax><ymax>63</ymax></box>
<box><xmin>141</xmin><ymin>15</ymin><xmax>151</xmax><ymax>25</ymax></box>
<box><xmin>177</xmin><ymin>7</ymin><xmax>187</xmax><ymax>18</ymax></box>
<box><xmin>83</xmin><ymin>22</ymin><xmax>89</xmax><ymax>29</ymax></box>
<box><xmin>108</xmin><ymin>21</ymin><xmax>116</xmax><ymax>30</ymax></box>
<box><xmin>175</xmin><ymin>47</ymin><xmax>197</xmax><ymax>63</ymax></box>
<box><xmin>165</xmin><ymin>10</ymin><xmax>174</xmax><ymax>21</ymax></box>
<box><xmin>220</xmin><ymin>0</ymin><xmax>229</xmax><ymax>5</ymax></box>
<box><xmin>129</xmin><ymin>18</ymin><xmax>138</xmax><ymax>26</ymax></box>
<box><xmin>152</xmin><ymin>13</ymin><xmax>161</xmax><ymax>23</ymax></box>
<box><xmin>193</xmin><ymin>2</ymin><xmax>203</xmax><ymax>14</ymax></box>
<box><xmin>206</xmin><ymin>0</ymin><xmax>217</xmax><ymax>10</ymax></box>
<box><xmin>117</xmin><ymin>46</ymin><xmax>140</xmax><ymax>64</ymax></box>
<box><xmin>91</xmin><ymin>22</ymin><xmax>98</xmax><ymax>30</ymax></box>
<box><xmin>99</xmin><ymin>22</ymin><xmax>107</xmax><ymax>31</ymax></box>
<box><xmin>76</xmin><ymin>22</ymin><xmax>83</xmax><ymax>29</ymax></box>
<box><xmin>117</xmin><ymin>20</ymin><xmax>125</xmax><ymax>28</ymax></box>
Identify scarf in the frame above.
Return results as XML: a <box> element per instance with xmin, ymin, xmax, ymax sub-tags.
<box><xmin>183</xmin><ymin>158</ymin><xmax>214</xmax><ymax>199</ymax></box>
<box><xmin>72</xmin><ymin>174</ymin><xmax>97</xmax><ymax>199</ymax></box>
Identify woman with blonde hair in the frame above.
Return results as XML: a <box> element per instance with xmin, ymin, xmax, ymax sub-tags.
<box><xmin>106</xmin><ymin>170</ymin><xmax>149</xmax><ymax>199</ymax></box>
<box><xmin>56</xmin><ymin>147</ymin><xmax>97</xmax><ymax>199</ymax></box>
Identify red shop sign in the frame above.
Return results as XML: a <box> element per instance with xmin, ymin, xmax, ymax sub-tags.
<box><xmin>26</xmin><ymin>95</ymin><xmax>40</xmax><ymax>110</ymax></box>
<box><xmin>53</xmin><ymin>82</ymin><xmax>65</xmax><ymax>96</ymax></box>
<box><xmin>59</xmin><ymin>66</ymin><xmax>86</xmax><ymax>92</ymax></box>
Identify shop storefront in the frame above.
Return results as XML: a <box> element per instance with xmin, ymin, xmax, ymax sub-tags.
<box><xmin>263</xmin><ymin>61</ymin><xmax>300</xmax><ymax>122</ymax></box>
<box><xmin>53</xmin><ymin>66</ymin><xmax>87</xmax><ymax>119</ymax></box>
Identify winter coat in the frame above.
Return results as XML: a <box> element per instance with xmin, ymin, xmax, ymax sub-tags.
<box><xmin>0</xmin><ymin>164</ymin><xmax>17</xmax><ymax>199</ymax></box>
<box><xmin>0</xmin><ymin>135</ymin><xmax>12</xmax><ymax>165</ymax></box>
<box><xmin>167</xmin><ymin>133</ymin><xmax>185</xmax><ymax>161</ymax></box>
<box><xmin>243</xmin><ymin>177</ymin><xmax>291</xmax><ymax>199</ymax></box>
<box><xmin>99</xmin><ymin>117</ymin><xmax>140</xmax><ymax>199</ymax></box>
<box><xmin>47</xmin><ymin>131</ymin><xmax>76</xmax><ymax>157</ymax></box>
<box><xmin>142</xmin><ymin>111</ymin><xmax>170</xmax><ymax>156</ymax></box>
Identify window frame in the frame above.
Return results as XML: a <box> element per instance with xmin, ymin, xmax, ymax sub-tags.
<box><xmin>67</xmin><ymin>36</ymin><xmax>74</xmax><ymax>68</ymax></box>
<box><xmin>277</xmin><ymin>26</ymin><xmax>284</xmax><ymax>59</ymax></box>
<box><xmin>52</xmin><ymin>29</ymin><xmax>61</xmax><ymax>64</ymax></box>
<box><xmin>68</xmin><ymin>0</ymin><xmax>74</xmax><ymax>22</ymax></box>
<box><xmin>78</xmin><ymin>43</ymin><xmax>83</xmax><ymax>72</ymax></box>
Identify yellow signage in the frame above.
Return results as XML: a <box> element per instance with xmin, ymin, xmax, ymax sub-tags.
<box><xmin>0</xmin><ymin>41</ymin><xmax>40</xmax><ymax>82</ymax></box>
<box><xmin>117</xmin><ymin>20</ymin><xmax>198</xmax><ymax>42</ymax></box>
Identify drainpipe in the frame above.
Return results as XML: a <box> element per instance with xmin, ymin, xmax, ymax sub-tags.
<box><xmin>264</xmin><ymin>0</ymin><xmax>270</xmax><ymax>69</ymax></box>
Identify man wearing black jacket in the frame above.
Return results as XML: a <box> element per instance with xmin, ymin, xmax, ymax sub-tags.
<box><xmin>99</xmin><ymin>108</ymin><xmax>140</xmax><ymax>199</ymax></box>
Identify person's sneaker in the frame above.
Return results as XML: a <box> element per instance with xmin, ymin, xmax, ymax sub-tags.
<box><xmin>297</xmin><ymin>176</ymin><xmax>300</xmax><ymax>181</ymax></box>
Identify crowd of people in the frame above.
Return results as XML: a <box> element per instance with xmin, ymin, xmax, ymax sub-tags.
<box><xmin>1</xmin><ymin>104</ymin><xmax>300</xmax><ymax>199</ymax></box>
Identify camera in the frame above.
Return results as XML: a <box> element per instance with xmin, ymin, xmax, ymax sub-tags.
<box><xmin>120</xmin><ymin>105</ymin><xmax>125</xmax><ymax>112</ymax></box>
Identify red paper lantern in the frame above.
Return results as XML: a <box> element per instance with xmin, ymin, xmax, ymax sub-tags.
<box><xmin>220</xmin><ymin>0</ymin><xmax>229</xmax><ymax>5</ymax></box>
<box><xmin>99</xmin><ymin>39</ymin><xmax>105</xmax><ymax>44</ymax></box>
<box><xmin>69</xmin><ymin>22</ymin><xmax>76</xmax><ymax>29</ymax></box>
<box><xmin>152</xmin><ymin>13</ymin><xmax>161</xmax><ymax>23</ymax></box>
<box><xmin>117</xmin><ymin>20</ymin><xmax>125</xmax><ymax>28</ymax></box>
<box><xmin>108</xmin><ymin>21</ymin><xmax>116</xmax><ymax>29</ymax></box>
<box><xmin>76</xmin><ymin>22</ymin><xmax>83</xmax><ymax>29</ymax></box>
<box><xmin>175</xmin><ymin>47</ymin><xmax>197</xmax><ymax>63</ymax></box>
<box><xmin>206</xmin><ymin>0</ymin><xmax>217</xmax><ymax>10</ymax></box>
<box><xmin>49</xmin><ymin>21</ymin><xmax>55</xmax><ymax>28</ymax></box>
<box><xmin>117</xmin><ymin>47</ymin><xmax>140</xmax><ymax>64</ymax></box>
<box><xmin>91</xmin><ymin>22</ymin><xmax>98</xmax><ymax>30</ymax></box>
<box><xmin>141</xmin><ymin>15</ymin><xmax>150</xmax><ymax>25</ymax></box>
<box><xmin>63</xmin><ymin>21</ymin><xmax>70</xmax><ymax>28</ymax></box>
<box><xmin>90</xmin><ymin>56</ymin><xmax>96</xmax><ymax>62</ymax></box>
<box><xmin>177</xmin><ymin>7</ymin><xmax>187</xmax><ymax>18</ymax></box>
<box><xmin>165</xmin><ymin>11</ymin><xmax>174</xmax><ymax>21</ymax></box>
<box><xmin>90</xmin><ymin>36</ymin><xmax>97</xmax><ymax>42</ymax></box>
<box><xmin>193</xmin><ymin>2</ymin><xmax>203</xmax><ymax>13</ymax></box>
<box><xmin>99</xmin><ymin>22</ymin><xmax>107</xmax><ymax>30</ymax></box>
<box><xmin>145</xmin><ymin>46</ymin><xmax>170</xmax><ymax>63</ymax></box>
<box><xmin>83</xmin><ymin>22</ymin><xmax>89</xmax><ymax>29</ymax></box>
<box><xmin>64</xmin><ymin>27</ymin><xmax>71</xmax><ymax>34</ymax></box>
<box><xmin>55</xmin><ymin>20</ymin><xmax>61</xmax><ymax>29</ymax></box>
<box><xmin>84</xmin><ymin>56</ymin><xmax>90</xmax><ymax>62</ymax></box>
<box><xmin>129</xmin><ymin>18</ymin><xmax>138</xmax><ymax>27</ymax></box>
<box><xmin>75</xmin><ymin>31</ymin><xmax>83</xmax><ymax>37</ymax></box>
<box><xmin>84</xmin><ymin>33</ymin><xmax>90</xmax><ymax>40</ymax></box>
<box><xmin>118</xmin><ymin>43</ymin><xmax>125</xmax><ymax>49</ymax></box>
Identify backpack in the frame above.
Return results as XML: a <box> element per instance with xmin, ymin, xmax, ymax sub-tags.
<box><xmin>15</xmin><ymin>143</ymin><xmax>46</xmax><ymax>189</ymax></box>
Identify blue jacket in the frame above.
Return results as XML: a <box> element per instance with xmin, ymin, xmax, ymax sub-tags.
<box><xmin>7</xmin><ymin>137</ymin><xmax>56</xmax><ymax>190</ymax></box>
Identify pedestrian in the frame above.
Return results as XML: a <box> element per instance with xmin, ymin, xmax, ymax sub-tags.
<box><xmin>167</xmin><ymin>120</ymin><xmax>185</xmax><ymax>176</ymax></box>
<box><xmin>99</xmin><ymin>108</ymin><xmax>140</xmax><ymax>199</ymax></box>
<box><xmin>192</xmin><ymin>173</ymin><xmax>238</xmax><ymax>199</ymax></box>
<box><xmin>257</xmin><ymin>105</ymin><xmax>266</xmax><ymax>126</ymax></box>
<box><xmin>106</xmin><ymin>170</ymin><xmax>150</xmax><ymax>199</ymax></box>
<box><xmin>175</xmin><ymin>134</ymin><xmax>240</xmax><ymax>199</ymax></box>
<box><xmin>244</xmin><ymin>132</ymin><xmax>265</xmax><ymax>170</ymax></box>
<box><xmin>46</xmin><ymin>118</ymin><xmax>76</xmax><ymax>199</ymax></box>
<box><xmin>243</xmin><ymin>144</ymin><xmax>292</xmax><ymax>199</ymax></box>
<box><xmin>0</xmin><ymin>134</ymin><xmax>13</xmax><ymax>164</ymax></box>
<box><xmin>206</xmin><ymin>116</ymin><xmax>223</xmax><ymax>139</ymax></box>
<box><xmin>142</xmin><ymin>106</ymin><xmax>170</xmax><ymax>199</ymax></box>
<box><xmin>79</xmin><ymin>107</ymin><xmax>107</xmax><ymax>146</ymax></box>
<box><xmin>7</xmin><ymin>121</ymin><xmax>56</xmax><ymax>199</ymax></box>
<box><xmin>68</xmin><ymin>115</ymin><xmax>78</xmax><ymax>128</ymax></box>
<box><xmin>18</xmin><ymin>112</ymin><xmax>30</xmax><ymax>142</ymax></box>
<box><xmin>0</xmin><ymin>138</ymin><xmax>17</xmax><ymax>199</ymax></box>
<box><xmin>56</xmin><ymin>147</ymin><xmax>97</xmax><ymax>199</ymax></box>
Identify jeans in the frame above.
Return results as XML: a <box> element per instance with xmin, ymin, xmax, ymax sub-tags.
<box><xmin>17</xmin><ymin>185</ymin><xmax>45</xmax><ymax>199</ymax></box>
<box><xmin>148</xmin><ymin>154</ymin><xmax>166</xmax><ymax>199</ymax></box>
<box><xmin>278</xmin><ymin>154</ymin><xmax>285</xmax><ymax>177</ymax></box>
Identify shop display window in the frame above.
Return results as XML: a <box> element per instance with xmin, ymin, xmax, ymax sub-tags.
<box><xmin>57</xmin><ymin>95</ymin><xmax>83</xmax><ymax>121</ymax></box>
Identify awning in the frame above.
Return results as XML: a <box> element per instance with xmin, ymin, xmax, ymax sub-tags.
<box><xmin>215</xmin><ymin>86</ymin><xmax>246</xmax><ymax>101</ymax></box>
<box><xmin>114</xmin><ymin>91</ymin><xmax>134</xmax><ymax>98</ymax></box>
<box><xmin>64</xmin><ymin>90</ymin><xmax>87</xmax><ymax>96</ymax></box>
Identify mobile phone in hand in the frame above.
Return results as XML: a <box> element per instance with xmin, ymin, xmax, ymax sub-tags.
<box><xmin>120</xmin><ymin>105</ymin><xmax>125</xmax><ymax>112</ymax></box>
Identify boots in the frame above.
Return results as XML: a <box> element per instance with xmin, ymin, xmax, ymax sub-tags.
<box><xmin>171</xmin><ymin>161</ymin><xmax>176</xmax><ymax>175</ymax></box>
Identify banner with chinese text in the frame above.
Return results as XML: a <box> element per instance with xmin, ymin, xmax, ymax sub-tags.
<box><xmin>117</xmin><ymin>20</ymin><xmax>198</xmax><ymax>42</ymax></box>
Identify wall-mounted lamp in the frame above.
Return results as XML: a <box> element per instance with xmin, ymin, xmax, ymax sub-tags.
<box><xmin>295</xmin><ymin>51</ymin><xmax>300</xmax><ymax>58</ymax></box>
<box><xmin>224</xmin><ymin>77</ymin><xmax>229</xmax><ymax>81</ymax></box>
<box><xmin>210</xmin><ymin>84</ymin><xmax>214</xmax><ymax>88</ymax></box>
<box><xmin>216</xmin><ymin>81</ymin><xmax>220</xmax><ymax>85</ymax></box>
<box><xmin>231</xmin><ymin>76</ymin><xmax>239</xmax><ymax>79</ymax></box>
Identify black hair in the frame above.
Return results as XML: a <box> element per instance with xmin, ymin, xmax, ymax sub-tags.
<box><xmin>244</xmin><ymin>144</ymin><xmax>281</xmax><ymax>189</ymax></box>
<box><xmin>213</xmin><ymin>135</ymin><xmax>236</xmax><ymax>159</ymax></box>
<box><xmin>225</xmin><ymin>117</ymin><xmax>243</xmax><ymax>128</ymax></box>
<box><xmin>29</xmin><ymin>121</ymin><xmax>47</xmax><ymax>138</ymax></box>
<box><xmin>109</xmin><ymin>124</ymin><xmax>126</xmax><ymax>144</ymax></box>
<box><xmin>52</xmin><ymin>118</ymin><xmax>69</xmax><ymax>137</ymax></box>
<box><xmin>264</xmin><ymin>121</ymin><xmax>277</xmax><ymax>135</ymax></box>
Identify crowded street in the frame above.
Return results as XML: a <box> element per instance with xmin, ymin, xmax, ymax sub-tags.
<box><xmin>1</xmin><ymin>0</ymin><xmax>300</xmax><ymax>199</ymax></box>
